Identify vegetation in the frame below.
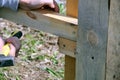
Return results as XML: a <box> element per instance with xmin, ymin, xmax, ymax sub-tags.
<box><xmin>0</xmin><ymin>18</ymin><xmax>65</xmax><ymax>80</ymax></box>
<box><xmin>0</xmin><ymin>1</ymin><xmax>66</xmax><ymax>79</ymax></box>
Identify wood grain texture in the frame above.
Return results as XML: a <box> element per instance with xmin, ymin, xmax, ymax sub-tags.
<box><xmin>106</xmin><ymin>0</ymin><xmax>120</xmax><ymax>80</ymax></box>
<box><xmin>64</xmin><ymin>1</ymin><xmax>77</xmax><ymax>80</ymax></box>
<box><xmin>76</xmin><ymin>0</ymin><xmax>108</xmax><ymax>80</ymax></box>
<box><xmin>58</xmin><ymin>37</ymin><xmax>76</xmax><ymax>58</ymax></box>
<box><xmin>66</xmin><ymin>0</ymin><xmax>78</xmax><ymax>18</ymax></box>
<box><xmin>65</xmin><ymin>55</ymin><xmax>76</xmax><ymax>80</ymax></box>
<box><xmin>0</xmin><ymin>9</ymin><xmax>77</xmax><ymax>41</ymax></box>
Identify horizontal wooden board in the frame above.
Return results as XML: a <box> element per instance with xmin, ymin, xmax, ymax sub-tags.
<box><xmin>58</xmin><ymin>37</ymin><xmax>76</xmax><ymax>57</ymax></box>
<box><xmin>0</xmin><ymin>8</ymin><xmax>78</xmax><ymax>41</ymax></box>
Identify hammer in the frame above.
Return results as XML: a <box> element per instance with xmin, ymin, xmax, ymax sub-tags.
<box><xmin>0</xmin><ymin>31</ymin><xmax>22</xmax><ymax>67</ymax></box>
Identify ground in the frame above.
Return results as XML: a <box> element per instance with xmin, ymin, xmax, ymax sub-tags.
<box><xmin>0</xmin><ymin>18</ymin><xmax>65</xmax><ymax>80</ymax></box>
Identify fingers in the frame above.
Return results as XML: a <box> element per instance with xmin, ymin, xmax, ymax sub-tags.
<box><xmin>19</xmin><ymin>0</ymin><xmax>59</xmax><ymax>12</ymax></box>
<box><xmin>0</xmin><ymin>37</ymin><xmax>5</xmax><ymax>51</ymax></box>
<box><xmin>0</xmin><ymin>37</ymin><xmax>16</xmax><ymax>57</ymax></box>
<box><xmin>9</xmin><ymin>44</ymin><xmax>16</xmax><ymax>57</ymax></box>
<box><xmin>0</xmin><ymin>36</ymin><xmax>21</xmax><ymax>57</ymax></box>
<box><xmin>53</xmin><ymin>0</ymin><xmax>59</xmax><ymax>12</ymax></box>
<box><xmin>49</xmin><ymin>3</ymin><xmax>55</xmax><ymax>8</ymax></box>
<box><xmin>43</xmin><ymin>0</ymin><xmax>59</xmax><ymax>12</ymax></box>
<box><xmin>6</xmin><ymin>37</ymin><xmax>21</xmax><ymax>57</ymax></box>
<box><xmin>44</xmin><ymin>0</ymin><xmax>59</xmax><ymax>12</ymax></box>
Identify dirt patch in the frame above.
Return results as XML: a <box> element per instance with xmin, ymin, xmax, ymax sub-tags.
<box><xmin>0</xmin><ymin>18</ymin><xmax>64</xmax><ymax>80</ymax></box>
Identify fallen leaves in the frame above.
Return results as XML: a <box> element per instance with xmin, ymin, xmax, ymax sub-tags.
<box><xmin>0</xmin><ymin>18</ymin><xmax>64</xmax><ymax>80</ymax></box>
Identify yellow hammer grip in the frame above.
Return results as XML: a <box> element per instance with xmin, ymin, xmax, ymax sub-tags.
<box><xmin>1</xmin><ymin>44</ymin><xmax>10</xmax><ymax>56</ymax></box>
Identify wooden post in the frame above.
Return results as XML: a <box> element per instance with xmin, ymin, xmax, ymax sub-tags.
<box><xmin>66</xmin><ymin>0</ymin><xmax>78</xmax><ymax>18</ymax></box>
<box><xmin>64</xmin><ymin>0</ymin><xmax>78</xmax><ymax>80</ymax></box>
<box><xmin>106</xmin><ymin>0</ymin><xmax>120</xmax><ymax>80</ymax></box>
<box><xmin>65</xmin><ymin>56</ymin><xmax>76</xmax><ymax>80</ymax></box>
<box><xmin>76</xmin><ymin>0</ymin><xmax>108</xmax><ymax>80</ymax></box>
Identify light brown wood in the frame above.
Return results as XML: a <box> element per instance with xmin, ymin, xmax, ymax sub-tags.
<box><xmin>65</xmin><ymin>55</ymin><xmax>76</xmax><ymax>80</ymax></box>
<box><xmin>42</xmin><ymin>12</ymin><xmax>78</xmax><ymax>25</ymax></box>
<box><xmin>64</xmin><ymin>0</ymin><xmax>77</xmax><ymax>80</ymax></box>
<box><xmin>66</xmin><ymin>0</ymin><xmax>78</xmax><ymax>18</ymax></box>
<box><xmin>106</xmin><ymin>0</ymin><xmax>120</xmax><ymax>80</ymax></box>
<box><xmin>58</xmin><ymin>37</ymin><xmax>76</xmax><ymax>58</ymax></box>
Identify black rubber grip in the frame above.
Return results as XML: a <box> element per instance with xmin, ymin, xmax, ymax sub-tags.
<box><xmin>0</xmin><ymin>55</ymin><xmax>14</xmax><ymax>67</ymax></box>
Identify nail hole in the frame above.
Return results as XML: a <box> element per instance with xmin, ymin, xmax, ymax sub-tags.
<box><xmin>57</xmin><ymin>42</ymin><xmax>59</xmax><ymax>45</ymax></box>
<box><xmin>91</xmin><ymin>56</ymin><xmax>94</xmax><ymax>60</ymax></box>
<box><xmin>72</xmin><ymin>31</ymin><xmax>76</xmax><ymax>35</ymax></box>
<box><xmin>63</xmin><ymin>44</ymin><xmax>66</xmax><ymax>48</ymax></box>
<box><xmin>113</xmin><ymin>75</ymin><xmax>116</xmax><ymax>79</ymax></box>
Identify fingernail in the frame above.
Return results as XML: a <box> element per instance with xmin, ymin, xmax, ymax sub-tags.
<box><xmin>51</xmin><ymin>4</ymin><xmax>55</xmax><ymax>8</ymax></box>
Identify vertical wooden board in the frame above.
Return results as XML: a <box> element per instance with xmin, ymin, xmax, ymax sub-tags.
<box><xmin>76</xmin><ymin>0</ymin><xmax>108</xmax><ymax>80</ymax></box>
<box><xmin>64</xmin><ymin>0</ymin><xmax>77</xmax><ymax>80</ymax></box>
<box><xmin>58</xmin><ymin>37</ymin><xmax>76</xmax><ymax>57</ymax></box>
<box><xmin>65</xmin><ymin>55</ymin><xmax>76</xmax><ymax>80</ymax></box>
<box><xmin>66</xmin><ymin>0</ymin><xmax>78</xmax><ymax>18</ymax></box>
<box><xmin>106</xmin><ymin>0</ymin><xmax>120</xmax><ymax>80</ymax></box>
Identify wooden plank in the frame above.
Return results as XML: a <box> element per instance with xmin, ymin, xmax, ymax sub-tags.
<box><xmin>42</xmin><ymin>12</ymin><xmax>78</xmax><ymax>25</ymax></box>
<box><xmin>76</xmin><ymin>0</ymin><xmax>108</xmax><ymax>80</ymax></box>
<box><xmin>65</xmin><ymin>0</ymin><xmax>77</xmax><ymax>80</ymax></box>
<box><xmin>0</xmin><ymin>8</ymin><xmax>78</xmax><ymax>41</ymax></box>
<box><xmin>66</xmin><ymin>0</ymin><xmax>78</xmax><ymax>18</ymax></box>
<box><xmin>58</xmin><ymin>37</ymin><xmax>76</xmax><ymax>58</ymax></box>
<box><xmin>65</xmin><ymin>55</ymin><xmax>76</xmax><ymax>80</ymax></box>
<box><xmin>106</xmin><ymin>0</ymin><xmax>120</xmax><ymax>80</ymax></box>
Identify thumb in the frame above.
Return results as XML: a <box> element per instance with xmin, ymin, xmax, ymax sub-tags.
<box><xmin>49</xmin><ymin>2</ymin><xmax>55</xmax><ymax>8</ymax></box>
<box><xmin>0</xmin><ymin>37</ymin><xmax>4</xmax><ymax>50</ymax></box>
<box><xmin>9</xmin><ymin>44</ymin><xmax>16</xmax><ymax>57</ymax></box>
<box><xmin>6</xmin><ymin>37</ymin><xmax>21</xmax><ymax>57</ymax></box>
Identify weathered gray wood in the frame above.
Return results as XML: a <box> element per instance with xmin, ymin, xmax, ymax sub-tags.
<box><xmin>106</xmin><ymin>0</ymin><xmax>120</xmax><ymax>80</ymax></box>
<box><xmin>76</xmin><ymin>0</ymin><xmax>108</xmax><ymax>80</ymax></box>
<box><xmin>0</xmin><ymin>8</ymin><xmax>77</xmax><ymax>41</ymax></box>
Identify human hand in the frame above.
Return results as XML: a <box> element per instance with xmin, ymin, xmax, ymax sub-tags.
<box><xmin>5</xmin><ymin>37</ymin><xmax>21</xmax><ymax>57</ymax></box>
<box><xmin>0</xmin><ymin>36</ymin><xmax>21</xmax><ymax>57</ymax></box>
<box><xmin>19</xmin><ymin>0</ymin><xmax>59</xmax><ymax>12</ymax></box>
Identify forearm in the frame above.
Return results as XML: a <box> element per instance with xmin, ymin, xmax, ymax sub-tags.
<box><xmin>0</xmin><ymin>0</ymin><xmax>19</xmax><ymax>11</ymax></box>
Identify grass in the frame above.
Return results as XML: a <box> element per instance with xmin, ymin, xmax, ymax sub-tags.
<box><xmin>58</xmin><ymin>2</ymin><xmax>66</xmax><ymax>15</ymax></box>
<box><xmin>20</xmin><ymin>30</ymin><xmax>64</xmax><ymax>79</ymax></box>
<box><xmin>0</xmin><ymin>21</ymin><xmax>65</xmax><ymax>80</ymax></box>
<box><xmin>0</xmin><ymin>2</ymin><xmax>66</xmax><ymax>79</ymax></box>
<box><xmin>0</xmin><ymin>73</ymin><xmax>6</xmax><ymax>80</ymax></box>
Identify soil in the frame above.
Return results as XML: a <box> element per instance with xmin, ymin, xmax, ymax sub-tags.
<box><xmin>0</xmin><ymin>18</ymin><xmax>65</xmax><ymax>80</ymax></box>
